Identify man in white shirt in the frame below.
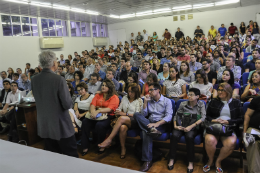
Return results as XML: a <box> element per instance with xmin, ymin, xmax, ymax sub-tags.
<box><xmin>143</xmin><ymin>29</ymin><xmax>150</xmax><ymax>42</ymax></box>
<box><xmin>0</xmin><ymin>81</ymin><xmax>26</xmax><ymax>142</ymax></box>
<box><xmin>59</xmin><ymin>54</ymin><xmax>65</xmax><ymax>65</ymax></box>
<box><xmin>130</xmin><ymin>33</ymin><xmax>135</xmax><ymax>43</ymax></box>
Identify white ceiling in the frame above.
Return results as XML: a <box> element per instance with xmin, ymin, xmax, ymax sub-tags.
<box><xmin>0</xmin><ymin>0</ymin><xmax>259</xmax><ymax>24</ymax></box>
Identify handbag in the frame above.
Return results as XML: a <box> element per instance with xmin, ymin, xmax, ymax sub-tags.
<box><xmin>176</xmin><ymin>113</ymin><xmax>200</xmax><ymax>130</ymax></box>
<box><xmin>204</xmin><ymin>120</ymin><xmax>236</xmax><ymax>136</ymax></box>
<box><xmin>85</xmin><ymin>108</ymin><xmax>108</xmax><ymax>121</ymax></box>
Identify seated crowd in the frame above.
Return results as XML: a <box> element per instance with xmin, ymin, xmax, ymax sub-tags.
<box><xmin>0</xmin><ymin>21</ymin><xmax>260</xmax><ymax>173</ymax></box>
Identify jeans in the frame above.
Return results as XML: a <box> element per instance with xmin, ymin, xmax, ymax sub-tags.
<box><xmin>81</xmin><ymin>116</ymin><xmax>112</xmax><ymax>149</ymax></box>
<box><xmin>169</xmin><ymin>129</ymin><xmax>197</xmax><ymax>162</ymax></box>
<box><xmin>134</xmin><ymin>112</ymin><xmax>167</xmax><ymax>162</ymax></box>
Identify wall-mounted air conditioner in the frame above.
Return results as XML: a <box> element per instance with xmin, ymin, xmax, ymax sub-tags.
<box><xmin>40</xmin><ymin>37</ymin><xmax>64</xmax><ymax>49</ymax></box>
<box><xmin>93</xmin><ymin>37</ymin><xmax>108</xmax><ymax>46</ymax></box>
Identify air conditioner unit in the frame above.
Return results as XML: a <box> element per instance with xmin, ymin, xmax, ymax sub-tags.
<box><xmin>93</xmin><ymin>37</ymin><xmax>108</xmax><ymax>46</ymax></box>
<box><xmin>40</xmin><ymin>37</ymin><xmax>64</xmax><ymax>49</ymax></box>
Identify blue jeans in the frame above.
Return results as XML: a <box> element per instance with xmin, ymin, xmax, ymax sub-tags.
<box><xmin>134</xmin><ymin>112</ymin><xmax>167</xmax><ymax>161</ymax></box>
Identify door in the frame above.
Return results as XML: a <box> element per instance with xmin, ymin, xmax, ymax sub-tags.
<box><xmin>108</xmin><ymin>29</ymin><xmax>126</xmax><ymax>47</ymax></box>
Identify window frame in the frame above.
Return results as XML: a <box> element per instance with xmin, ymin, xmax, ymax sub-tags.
<box><xmin>41</xmin><ymin>18</ymin><xmax>68</xmax><ymax>37</ymax></box>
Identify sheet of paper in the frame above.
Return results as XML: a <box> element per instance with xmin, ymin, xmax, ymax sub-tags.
<box><xmin>251</xmin><ymin>129</ymin><xmax>260</xmax><ymax>135</ymax></box>
<box><xmin>69</xmin><ymin>109</ymin><xmax>82</xmax><ymax>128</ymax></box>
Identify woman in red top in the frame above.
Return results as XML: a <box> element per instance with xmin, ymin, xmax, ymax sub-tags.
<box><xmin>141</xmin><ymin>73</ymin><xmax>158</xmax><ymax>97</ymax></box>
<box><xmin>81</xmin><ymin>79</ymin><xmax>119</xmax><ymax>156</ymax></box>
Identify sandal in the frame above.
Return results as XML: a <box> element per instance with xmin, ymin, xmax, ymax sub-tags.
<box><xmin>216</xmin><ymin>167</ymin><xmax>223</xmax><ymax>173</ymax></box>
<box><xmin>203</xmin><ymin>163</ymin><xmax>214</xmax><ymax>173</ymax></box>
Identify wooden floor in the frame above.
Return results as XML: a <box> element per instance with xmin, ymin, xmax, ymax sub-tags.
<box><xmin>0</xmin><ymin>133</ymin><xmax>246</xmax><ymax>173</ymax></box>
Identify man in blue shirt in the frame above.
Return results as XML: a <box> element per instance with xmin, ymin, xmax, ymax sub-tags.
<box><xmin>245</xmin><ymin>49</ymin><xmax>260</xmax><ymax>72</ymax></box>
<box><xmin>218</xmin><ymin>24</ymin><xmax>227</xmax><ymax>37</ymax></box>
<box><xmin>160</xmin><ymin>49</ymin><xmax>172</xmax><ymax>64</ymax></box>
<box><xmin>20</xmin><ymin>73</ymin><xmax>31</xmax><ymax>91</ymax></box>
<box><xmin>134</xmin><ymin>83</ymin><xmax>173</xmax><ymax>172</ymax></box>
<box><xmin>94</xmin><ymin>63</ymin><xmax>106</xmax><ymax>81</ymax></box>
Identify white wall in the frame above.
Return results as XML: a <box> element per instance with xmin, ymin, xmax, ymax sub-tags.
<box><xmin>0</xmin><ymin>16</ymin><xmax>108</xmax><ymax>73</ymax></box>
<box><xmin>108</xmin><ymin>4</ymin><xmax>260</xmax><ymax>44</ymax></box>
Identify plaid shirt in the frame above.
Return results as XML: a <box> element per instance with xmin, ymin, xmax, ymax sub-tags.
<box><xmin>217</xmin><ymin>66</ymin><xmax>241</xmax><ymax>82</ymax></box>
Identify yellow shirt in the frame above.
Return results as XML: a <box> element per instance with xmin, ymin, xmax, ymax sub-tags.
<box><xmin>208</xmin><ymin>29</ymin><xmax>217</xmax><ymax>38</ymax></box>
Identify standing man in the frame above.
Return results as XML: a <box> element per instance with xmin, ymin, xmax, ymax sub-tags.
<box><xmin>228</xmin><ymin>23</ymin><xmax>238</xmax><ymax>36</ymax></box>
<box><xmin>136</xmin><ymin>32</ymin><xmax>143</xmax><ymax>42</ymax></box>
<box><xmin>175</xmin><ymin>27</ymin><xmax>184</xmax><ymax>41</ymax></box>
<box><xmin>130</xmin><ymin>32</ymin><xmax>135</xmax><ymax>43</ymax></box>
<box><xmin>218</xmin><ymin>24</ymin><xmax>227</xmax><ymax>37</ymax></box>
<box><xmin>143</xmin><ymin>29</ymin><xmax>150</xmax><ymax>42</ymax></box>
<box><xmin>194</xmin><ymin>26</ymin><xmax>203</xmax><ymax>38</ymax></box>
<box><xmin>31</xmin><ymin>50</ymin><xmax>78</xmax><ymax>157</ymax></box>
<box><xmin>162</xmin><ymin>28</ymin><xmax>171</xmax><ymax>40</ymax></box>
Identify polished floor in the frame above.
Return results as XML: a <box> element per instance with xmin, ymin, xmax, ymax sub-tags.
<box><xmin>0</xmin><ymin>133</ymin><xmax>246</xmax><ymax>173</ymax></box>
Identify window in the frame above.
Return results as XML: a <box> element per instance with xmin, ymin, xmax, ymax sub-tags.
<box><xmin>41</xmin><ymin>18</ymin><xmax>67</xmax><ymax>37</ymax></box>
<box><xmin>92</xmin><ymin>23</ymin><xmax>108</xmax><ymax>37</ymax></box>
<box><xmin>81</xmin><ymin>22</ymin><xmax>86</xmax><ymax>37</ymax></box>
<box><xmin>70</xmin><ymin>21</ymin><xmax>81</xmax><ymax>37</ymax></box>
<box><xmin>1</xmin><ymin>15</ymin><xmax>38</xmax><ymax>36</ymax></box>
<box><xmin>1</xmin><ymin>15</ymin><xmax>12</xmax><ymax>36</ymax></box>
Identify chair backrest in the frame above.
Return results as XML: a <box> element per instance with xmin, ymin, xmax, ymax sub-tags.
<box><xmin>244</xmin><ymin>52</ymin><xmax>252</xmax><ymax>58</ymax></box>
<box><xmin>132</xmin><ymin>67</ymin><xmax>138</xmax><ymax>72</ymax></box>
<box><xmin>242</xmin><ymin>57</ymin><xmax>248</xmax><ymax>65</ymax></box>
<box><xmin>118</xmin><ymin>95</ymin><xmax>122</xmax><ymax>103</ymax></box>
<box><xmin>139</xmin><ymin>83</ymin><xmax>143</xmax><ymax>93</ymax></box>
<box><xmin>242</xmin><ymin>72</ymin><xmax>249</xmax><ymax>85</ymax></box>
<box><xmin>243</xmin><ymin>49</ymin><xmax>246</xmax><ymax>53</ymax></box>
<box><xmin>119</xmin><ymin>83</ymin><xmax>123</xmax><ymax>92</ymax></box>
<box><xmin>243</xmin><ymin>102</ymin><xmax>250</xmax><ymax>115</ymax></box>
<box><xmin>186</xmin><ymin>84</ymin><xmax>189</xmax><ymax>93</ymax></box>
<box><xmin>170</xmin><ymin>99</ymin><xmax>175</xmax><ymax>116</ymax></box>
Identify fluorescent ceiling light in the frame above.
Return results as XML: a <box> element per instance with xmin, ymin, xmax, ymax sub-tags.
<box><xmin>30</xmin><ymin>2</ymin><xmax>52</xmax><ymax>8</ymax></box>
<box><xmin>120</xmin><ymin>14</ymin><xmax>135</xmax><ymax>19</ymax></box>
<box><xmin>71</xmin><ymin>8</ymin><xmax>85</xmax><ymax>13</ymax></box>
<box><xmin>153</xmin><ymin>8</ymin><xmax>171</xmax><ymax>14</ymax></box>
<box><xmin>110</xmin><ymin>15</ymin><xmax>120</xmax><ymax>18</ymax></box>
<box><xmin>53</xmin><ymin>5</ymin><xmax>70</xmax><ymax>11</ymax></box>
<box><xmin>5</xmin><ymin>0</ymin><xmax>28</xmax><ymax>4</ymax></box>
<box><xmin>172</xmin><ymin>5</ymin><xmax>192</xmax><ymax>11</ymax></box>
<box><xmin>193</xmin><ymin>3</ymin><xmax>214</xmax><ymax>9</ymax></box>
<box><xmin>215</xmin><ymin>0</ymin><xmax>239</xmax><ymax>6</ymax></box>
<box><xmin>136</xmin><ymin>10</ymin><xmax>153</xmax><ymax>16</ymax></box>
<box><xmin>86</xmin><ymin>10</ymin><xmax>99</xmax><ymax>15</ymax></box>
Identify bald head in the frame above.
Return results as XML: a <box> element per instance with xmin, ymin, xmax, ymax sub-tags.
<box><xmin>21</xmin><ymin>73</ymin><xmax>28</xmax><ymax>82</ymax></box>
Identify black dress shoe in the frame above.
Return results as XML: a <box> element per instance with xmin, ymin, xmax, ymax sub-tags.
<box><xmin>0</xmin><ymin>116</ymin><xmax>8</xmax><ymax>123</ymax></box>
<box><xmin>98</xmin><ymin>148</ymin><xmax>106</xmax><ymax>155</ymax></box>
<box><xmin>12</xmin><ymin>130</ymin><xmax>19</xmax><ymax>143</ymax></box>
<box><xmin>0</xmin><ymin>125</ymin><xmax>10</xmax><ymax>134</ymax></box>
<box><xmin>139</xmin><ymin>161</ymin><xmax>153</xmax><ymax>172</ymax></box>
<box><xmin>147</xmin><ymin>128</ymin><xmax>162</xmax><ymax>138</ymax></box>
<box><xmin>187</xmin><ymin>168</ymin><xmax>193</xmax><ymax>173</ymax></box>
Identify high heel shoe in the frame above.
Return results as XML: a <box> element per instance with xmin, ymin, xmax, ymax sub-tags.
<box><xmin>82</xmin><ymin>150</ymin><xmax>88</xmax><ymax>156</ymax></box>
<box><xmin>98</xmin><ymin>148</ymin><xmax>106</xmax><ymax>154</ymax></box>
<box><xmin>187</xmin><ymin>168</ymin><xmax>193</xmax><ymax>173</ymax></box>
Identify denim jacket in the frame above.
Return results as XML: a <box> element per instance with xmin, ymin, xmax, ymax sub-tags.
<box><xmin>206</xmin><ymin>98</ymin><xmax>243</xmax><ymax>126</ymax></box>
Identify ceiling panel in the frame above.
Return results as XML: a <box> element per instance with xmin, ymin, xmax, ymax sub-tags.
<box><xmin>0</xmin><ymin>0</ymin><xmax>259</xmax><ymax>24</ymax></box>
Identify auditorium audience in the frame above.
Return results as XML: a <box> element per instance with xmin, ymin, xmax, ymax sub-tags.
<box><xmin>213</xmin><ymin>69</ymin><xmax>240</xmax><ymax>99</ymax></box>
<box><xmin>122</xmin><ymin>72</ymin><xmax>140</xmax><ymax>93</ymax></box>
<box><xmin>247</xmin><ymin>58</ymin><xmax>260</xmax><ymax>82</ymax></box>
<box><xmin>202</xmin><ymin>59</ymin><xmax>217</xmax><ymax>86</ymax></box>
<box><xmin>206</xmin><ymin>52</ymin><xmax>220</xmax><ymax>73</ymax></box>
<box><xmin>158</xmin><ymin>63</ymin><xmax>170</xmax><ymax>83</ymax></box>
<box><xmin>189</xmin><ymin>54</ymin><xmax>202</xmax><ymax>73</ymax></box>
<box><xmin>20</xmin><ymin>73</ymin><xmax>32</xmax><ymax>92</ymax></box>
<box><xmin>177</xmin><ymin>47</ymin><xmax>190</xmax><ymax>62</ymax></box>
<box><xmin>168</xmin><ymin>88</ymin><xmax>205</xmax><ymax>172</ymax></box>
<box><xmin>245</xmin><ymin>49</ymin><xmax>260</xmax><ymax>72</ymax></box>
<box><xmin>203</xmin><ymin>83</ymin><xmax>242</xmax><ymax>173</ymax></box>
<box><xmin>242</xmin><ymin>71</ymin><xmax>260</xmax><ymax>102</ymax></box>
<box><xmin>71</xmin><ymin>71</ymin><xmax>84</xmax><ymax>94</ymax></box>
<box><xmin>65</xmin><ymin>66</ymin><xmax>75</xmax><ymax>82</ymax></box>
<box><xmin>74</xmin><ymin>82</ymin><xmax>94</xmax><ymax>121</ymax></box>
<box><xmin>106</xmin><ymin>68</ymin><xmax>119</xmax><ymax>91</ymax></box>
<box><xmin>138</xmin><ymin>61</ymin><xmax>157</xmax><ymax>83</ymax></box>
<box><xmin>119</xmin><ymin>61</ymin><xmax>136</xmax><ymax>84</ymax></box>
<box><xmin>179</xmin><ymin>61</ymin><xmax>195</xmax><ymax>84</ymax></box>
<box><xmin>81</xmin><ymin>79</ymin><xmax>119</xmax><ymax>155</ymax></box>
<box><xmin>67</xmin><ymin>82</ymin><xmax>77</xmax><ymax>105</ymax></box>
<box><xmin>162</xmin><ymin>66</ymin><xmax>187</xmax><ymax>98</ymax></box>
<box><xmin>7</xmin><ymin>68</ymin><xmax>14</xmax><ymax>80</ymax></box>
<box><xmin>190</xmin><ymin>69</ymin><xmax>213</xmax><ymax>102</ymax></box>
<box><xmin>152</xmin><ymin>57</ymin><xmax>163</xmax><ymax>74</ymax></box>
<box><xmin>134</xmin><ymin>82</ymin><xmax>173</xmax><ymax>172</ymax></box>
<box><xmin>88</xmin><ymin>73</ymin><xmax>102</xmax><ymax>94</ymax></box>
<box><xmin>93</xmin><ymin>63</ymin><xmax>106</xmax><ymax>81</ymax></box>
<box><xmin>141</xmin><ymin>73</ymin><xmax>158</xmax><ymax>97</ymax></box>
<box><xmin>98</xmin><ymin>83</ymin><xmax>143</xmax><ymax>158</ymax></box>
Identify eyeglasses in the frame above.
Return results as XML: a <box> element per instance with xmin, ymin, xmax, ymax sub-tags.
<box><xmin>188</xmin><ymin>94</ymin><xmax>195</xmax><ymax>97</ymax></box>
<box><xmin>137</xmin><ymin>54</ymin><xmax>141</xmax><ymax>55</ymax></box>
<box><xmin>202</xmin><ymin>63</ymin><xmax>208</xmax><ymax>66</ymax></box>
<box><xmin>148</xmin><ymin>88</ymin><xmax>158</xmax><ymax>92</ymax></box>
<box><xmin>217</xmin><ymin>89</ymin><xmax>224</xmax><ymax>92</ymax></box>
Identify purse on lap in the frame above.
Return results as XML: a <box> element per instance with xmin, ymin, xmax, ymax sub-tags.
<box><xmin>85</xmin><ymin>108</ymin><xmax>108</xmax><ymax>121</ymax></box>
<box><xmin>204</xmin><ymin>120</ymin><xmax>236</xmax><ymax>136</ymax></box>
<box><xmin>176</xmin><ymin>113</ymin><xmax>200</xmax><ymax>130</ymax></box>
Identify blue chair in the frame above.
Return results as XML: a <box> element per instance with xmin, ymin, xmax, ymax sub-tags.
<box><xmin>139</xmin><ymin>83</ymin><xmax>143</xmax><ymax>93</ymax></box>
<box><xmin>244</xmin><ymin>52</ymin><xmax>252</xmax><ymax>58</ymax></box>
<box><xmin>119</xmin><ymin>83</ymin><xmax>123</xmax><ymax>92</ymax></box>
<box><xmin>118</xmin><ymin>95</ymin><xmax>122</xmax><ymax>103</ymax></box>
<box><xmin>243</xmin><ymin>102</ymin><xmax>250</xmax><ymax>114</ymax></box>
<box><xmin>186</xmin><ymin>84</ymin><xmax>189</xmax><ymax>94</ymax></box>
<box><xmin>132</xmin><ymin>67</ymin><xmax>138</xmax><ymax>72</ymax></box>
<box><xmin>242</xmin><ymin>72</ymin><xmax>249</xmax><ymax>85</ymax></box>
<box><xmin>140</xmin><ymin>99</ymin><xmax>175</xmax><ymax>141</ymax></box>
<box><xmin>242</xmin><ymin>57</ymin><xmax>248</xmax><ymax>65</ymax></box>
<box><xmin>242</xmin><ymin>84</ymin><xmax>248</xmax><ymax>94</ymax></box>
<box><xmin>243</xmin><ymin>49</ymin><xmax>246</xmax><ymax>53</ymax></box>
